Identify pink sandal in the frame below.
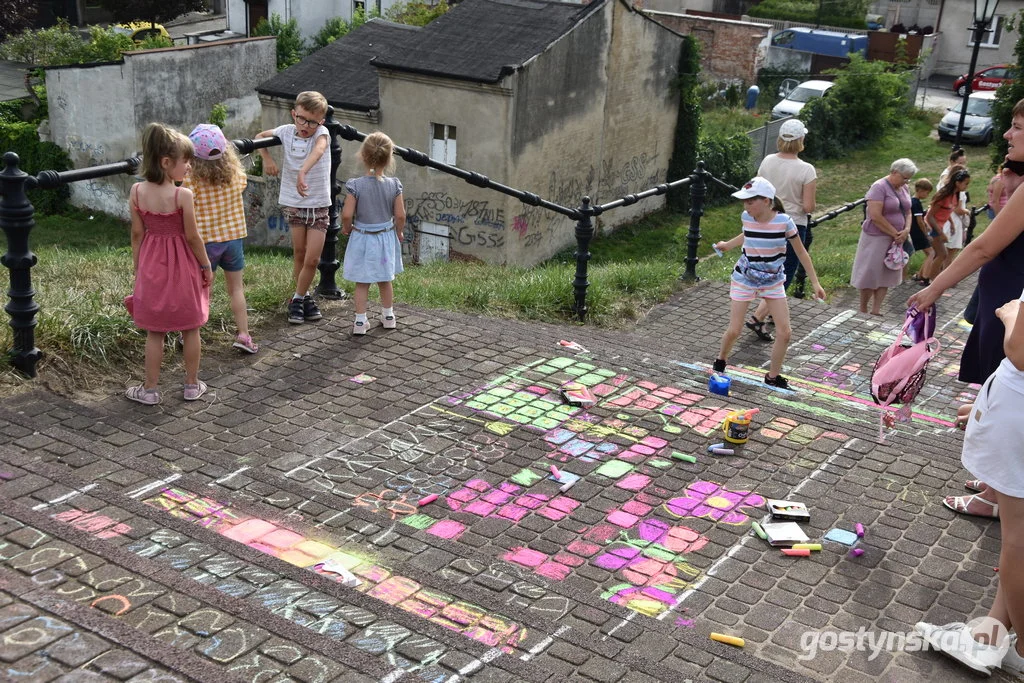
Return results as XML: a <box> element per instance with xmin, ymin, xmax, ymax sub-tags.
<box><xmin>943</xmin><ymin>493</ymin><xmax>998</xmax><ymax>518</ymax></box>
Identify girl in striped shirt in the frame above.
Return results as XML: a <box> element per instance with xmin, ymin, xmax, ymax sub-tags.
<box><xmin>712</xmin><ymin>177</ymin><xmax>825</xmax><ymax>390</ymax></box>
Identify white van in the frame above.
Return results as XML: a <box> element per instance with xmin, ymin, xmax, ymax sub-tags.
<box><xmin>771</xmin><ymin>80</ymin><xmax>834</xmax><ymax>120</ymax></box>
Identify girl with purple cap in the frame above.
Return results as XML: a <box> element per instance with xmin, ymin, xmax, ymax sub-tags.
<box><xmin>183</xmin><ymin>123</ymin><xmax>258</xmax><ymax>354</ymax></box>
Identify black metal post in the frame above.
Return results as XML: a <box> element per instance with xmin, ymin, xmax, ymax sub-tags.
<box><xmin>572</xmin><ymin>197</ymin><xmax>594</xmax><ymax>322</ymax></box>
<box><xmin>955</xmin><ymin>21</ymin><xmax>988</xmax><ymax>150</ymax></box>
<box><xmin>682</xmin><ymin>161</ymin><xmax>707</xmax><ymax>281</ymax></box>
<box><xmin>0</xmin><ymin>152</ymin><xmax>42</xmax><ymax>377</ymax></box>
<box><xmin>317</xmin><ymin>106</ymin><xmax>344</xmax><ymax>299</ymax></box>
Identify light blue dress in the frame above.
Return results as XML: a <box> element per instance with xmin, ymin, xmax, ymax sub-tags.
<box><xmin>342</xmin><ymin>175</ymin><xmax>404</xmax><ymax>283</ymax></box>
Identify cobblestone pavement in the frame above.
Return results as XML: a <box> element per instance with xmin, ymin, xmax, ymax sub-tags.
<box><xmin>0</xmin><ymin>273</ymin><xmax>1014</xmax><ymax>682</ymax></box>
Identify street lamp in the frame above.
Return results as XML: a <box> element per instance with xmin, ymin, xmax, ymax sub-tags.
<box><xmin>955</xmin><ymin>0</ymin><xmax>1001</xmax><ymax>149</ymax></box>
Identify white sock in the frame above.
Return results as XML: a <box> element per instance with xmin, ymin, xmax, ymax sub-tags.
<box><xmin>382</xmin><ymin>307</ymin><xmax>394</xmax><ymax>318</ymax></box>
<box><xmin>293</xmin><ymin>293</ymin><xmax>303</xmax><ymax>301</ymax></box>
<box><xmin>356</xmin><ymin>313</ymin><xmax>367</xmax><ymax>323</ymax></box>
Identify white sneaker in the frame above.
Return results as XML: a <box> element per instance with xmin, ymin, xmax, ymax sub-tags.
<box><xmin>915</xmin><ymin>621</ymin><xmax>1007</xmax><ymax>675</ymax></box>
<box><xmin>353</xmin><ymin>320</ymin><xmax>367</xmax><ymax>336</ymax></box>
<box><xmin>1002</xmin><ymin>634</ymin><xmax>1023</xmax><ymax>675</ymax></box>
<box><xmin>381</xmin><ymin>312</ymin><xmax>396</xmax><ymax>329</ymax></box>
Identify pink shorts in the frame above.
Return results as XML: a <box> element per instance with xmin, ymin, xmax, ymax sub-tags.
<box><xmin>730</xmin><ymin>278</ymin><xmax>786</xmax><ymax>302</ymax></box>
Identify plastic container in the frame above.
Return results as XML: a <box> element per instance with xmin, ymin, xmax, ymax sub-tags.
<box><xmin>723</xmin><ymin>408</ymin><xmax>759</xmax><ymax>444</ymax></box>
<box><xmin>708</xmin><ymin>373</ymin><xmax>731</xmax><ymax>396</ymax></box>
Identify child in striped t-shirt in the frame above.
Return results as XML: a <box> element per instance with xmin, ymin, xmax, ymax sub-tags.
<box><xmin>184</xmin><ymin>124</ymin><xmax>257</xmax><ymax>354</ymax></box>
<box><xmin>712</xmin><ymin>177</ymin><xmax>825</xmax><ymax>390</ymax></box>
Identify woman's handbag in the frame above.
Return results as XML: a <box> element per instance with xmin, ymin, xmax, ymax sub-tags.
<box><xmin>883</xmin><ymin>240</ymin><xmax>909</xmax><ymax>270</ymax></box>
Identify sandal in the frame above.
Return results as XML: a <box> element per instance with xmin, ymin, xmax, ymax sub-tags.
<box><xmin>745</xmin><ymin>316</ymin><xmax>774</xmax><ymax>342</ymax></box>
<box><xmin>943</xmin><ymin>493</ymin><xmax>999</xmax><ymax>519</ymax></box>
<box><xmin>965</xmin><ymin>480</ymin><xmax>985</xmax><ymax>493</ymax></box>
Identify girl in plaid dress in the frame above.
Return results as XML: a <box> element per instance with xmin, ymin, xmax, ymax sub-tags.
<box><xmin>184</xmin><ymin>124</ymin><xmax>258</xmax><ymax>354</ymax></box>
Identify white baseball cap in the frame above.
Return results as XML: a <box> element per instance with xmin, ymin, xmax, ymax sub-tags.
<box><xmin>779</xmin><ymin>119</ymin><xmax>808</xmax><ymax>141</ymax></box>
<box><xmin>732</xmin><ymin>177</ymin><xmax>776</xmax><ymax>200</ymax></box>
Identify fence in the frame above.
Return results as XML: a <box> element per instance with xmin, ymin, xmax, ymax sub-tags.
<box><xmin>0</xmin><ymin>111</ymin><xmax>721</xmax><ymax>378</ymax></box>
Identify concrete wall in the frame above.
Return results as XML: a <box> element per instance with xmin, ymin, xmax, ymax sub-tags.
<box><xmin>46</xmin><ymin>38</ymin><xmax>276</xmax><ymax>218</ymax></box>
<box><xmin>644</xmin><ymin>11</ymin><xmax>769</xmax><ymax>83</ymax></box>
<box><xmin>379</xmin><ymin>71</ymin><xmax>515</xmax><ymax>264</ymax></box>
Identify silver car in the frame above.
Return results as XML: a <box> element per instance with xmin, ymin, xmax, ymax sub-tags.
<box><xmin>938</xmin><ymin>91</ymin><xmax>996</xmax><ymax>145</ymax></box>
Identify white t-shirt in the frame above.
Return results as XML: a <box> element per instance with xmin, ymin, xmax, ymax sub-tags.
<box><xmin>757</xmin><ymin>155</ymin><xmax>817</xmax><ymax>225</ymax></box>
<box><xmin>274</xmin><ymin>124</ymin><xmax>331</xmax><ymax>209</ymax></box>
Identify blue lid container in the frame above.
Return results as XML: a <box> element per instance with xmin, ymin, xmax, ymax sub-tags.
<box><xmin>708</xmin><ymin>373</ymin><xmax>731</xmax><ymax>396</ymax></box>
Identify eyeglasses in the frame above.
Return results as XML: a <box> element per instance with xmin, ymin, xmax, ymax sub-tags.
<box><xmin>292</xmin><ymin>113</ymin><xmax>321</xmax><ymax>128</ymax></box>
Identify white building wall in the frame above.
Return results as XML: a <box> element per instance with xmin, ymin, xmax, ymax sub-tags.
<box><xmin>227</xmin><ymin>0</ymin><xmax>404</xmax><ymax>41</ymax></box>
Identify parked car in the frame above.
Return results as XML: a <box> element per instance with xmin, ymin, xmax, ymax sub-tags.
<box><xmin>937</xmin><ymin>91</ymin><xmax>996</xmax><ymax>145</ymax></box>
<box><xmin>771</xmin><ymin>79</ymin><xmax>833</xmax><ymax>120</ymax></box>
<box><xmin>112</xmin><ymin>22</ymin><xmax>170</xmax><ymax>44</ymax></box>
<box><xmin>953</xmin><ymin>64</ymin><xmax>1017</xmax><ymax>97</ymax></box>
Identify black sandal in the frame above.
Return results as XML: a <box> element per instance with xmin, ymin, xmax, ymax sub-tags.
<box><xmin>745</xmin><ymin>316</ymin><xmax>774</xmax><ymax>342</ymax></box>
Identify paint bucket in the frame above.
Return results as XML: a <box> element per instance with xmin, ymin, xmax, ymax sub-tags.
<box><xmin>722</xmin><ymin>409</ymin><xmax>758</xmax><ymax>444</ymax></box>
<box><xmin>708</xmin><ymin>373</ymin><xmax>731</xmax><ymax>397</ymax></box>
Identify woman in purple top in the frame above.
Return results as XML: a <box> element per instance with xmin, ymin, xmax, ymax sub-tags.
<box><xmin>850</xmin><ymin>158</ymin><xmax>916</xmax><ymax>316</ymax></box>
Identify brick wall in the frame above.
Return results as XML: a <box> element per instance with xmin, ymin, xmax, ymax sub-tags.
<box><xmin>643</xmin><ymin>12</ymin><xmax>770</xmax><ymax>84</ymax></box>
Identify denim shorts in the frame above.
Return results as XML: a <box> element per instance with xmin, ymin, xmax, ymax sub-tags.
<box><xmin>205</xmin><ymin>238</ymin><xmax>245</xmax><ymax>273</ymax></box>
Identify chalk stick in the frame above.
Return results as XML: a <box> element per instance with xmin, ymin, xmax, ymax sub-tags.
<box><xmin>791</xmin><ymin>543</ymin><xmax>822</xmax><ymax>551</ymax></box>
<box><xmin>418</xmin><ymin>494</ymin><xmax>439</xmax><ymax>507</ymax></box>
<box><xmin>550</xmin><ymin>465</ymin><xmax>562</xmax><ymax>480</ymax></box>
<box><xmin>710</xmin><ymin>447</ymin><xmax>735</xmax><ymax>456</ymax></box>
<box><xmin>855</xmin><ymin>523</ymin><xmax>865</xmax><ymax>537</ymax></box>
<box><xmin>750</xmin><ymin>521</ymin><xmax>767</xmax><ymax>540</ymax></box>
<box><xmin>706</xmin><ymin>443</ymin><xmax>725</xmax><ymax>452</ymax></box>
<box><xmin>782</xmin><ymin>548</ymin><xmax>811</xmax><ymax>557</ymax></box>
<box><xmin>710</xmin><ymin>633</ymin><xmax>745</xmax><ymax>647</ymax></box>
<box><xmin>671</xmin><ymin>452</ymin><xmax>697</xmax><ymax>463</ymax></box>
<box><xmin>849</xmin><ymin>548</ymin><xmax>864</xmax><ymax>557</ymax></box>
<box><xmin>559</xmin><ymin>480</ymin><xmax>577</xmax><ymax>493</ymax></box>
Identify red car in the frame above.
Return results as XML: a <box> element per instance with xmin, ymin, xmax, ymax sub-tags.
<box><xmin>954</xmin><ymin>64</ymin><xmax>1017</xmax><ymax>96</ymax></box>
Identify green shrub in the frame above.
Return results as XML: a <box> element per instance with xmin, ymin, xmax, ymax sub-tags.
<box><xmin>208</xmin><ymin>103</ymin><xmax>228</xmax><ymax>129</ymax></box>
<box><xmin>748</xmin><ymin>0</ymin><xmax>869</xmax><ymax>29</ymax></box>
<box><xmin>253</xmin><ymin>14</ymin><xmax>306</xmax><ymax>70</ymax></box>
<box><xmin>80</xmin><ymin>25</ymin><xmax>135</xmax><ymax>62</ymax></box>
<box><xmin>312</xmin><ymin>16</ymin><xmax>350</xmax><ymax>49</ymax></box>
<box><xmin>697</xmin><ymin>132</ymin><xmax>754</xmax><ymax>206</ymax></box>
<box><xmin>384</xmin><ymin>0</ymin><xmax>450</xmax><ymax>27</ymax></box>
<box><xmin>0</xmin><ymin>121</ymin><xmax>72</xmax><ymax>214</ymax></box>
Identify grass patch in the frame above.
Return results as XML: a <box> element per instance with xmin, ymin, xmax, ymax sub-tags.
<box><xmin>0</xmin><ymin>110</ymin><xmax>960</xmax><ymax>390</ymax></box>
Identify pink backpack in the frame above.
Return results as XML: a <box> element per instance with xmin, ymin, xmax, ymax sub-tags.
<box><xmin>871</xmin><ymin>307</ymin><xmax>940</xmax><ymax>439</ymax></box>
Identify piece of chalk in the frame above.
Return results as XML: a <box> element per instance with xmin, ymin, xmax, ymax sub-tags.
<box><xmin>792</xmin><ymin>543</ymin><xmax>822</xmax><ymax>551</ymax></box>
<box><xmin>782</xmin><ymin>548</ymin><xmax>811</xmax><ymax>557</ymax></box>
<box><xmin>855</xmin><ymin>523</ymin><xmax>865</xmax><ymax>537</ymax></box>
<box><xmin>744</xmin><ymin>409</ymin><xmax>760</xmax><ymax>418</ymax></box>
<box><xmin>550</xmin><ymin>465</ymin><xmax>562</xmax><ymax>480</ymax></box>
<box><xmin>707</xmin><ymin>443</ymin><xmax>725</xmax><ymax>451</ymax></box>
<box><xmin>712</xmin><ymin>245</ymin><xmax>724</xmax><ymax>257</ymax></box>
<box><xmin>559</xmin><ymin>480</ymin><xmax>577</xmax><ymax>493</ymax></box>
<box><xmin>850</xmin><ymin>548</ymin><xmax>865</xmax><ymax>557</ymax></box>
<box><xmin>418</xmin><ymin>494</ymin><xmax>439</xmax><ymax>507</ymax></box>
<box><xmin>671</xmin><ymin>452</ymin><xmax>698</xmax><ymax>463</ymax></box>
<box><xmin>710</xmin><ymin>633</ymin><xmax>745</xmax><ymax>647</ymax></box>
<box><xmin>750</xmin><ymin>521</ymin><xmax>767</xmax><ymax>540</ymax></box>
<box><xmin>710</xmin><ymin>447</ymin><xmax>735</xmax><ymax>455</ymax></box>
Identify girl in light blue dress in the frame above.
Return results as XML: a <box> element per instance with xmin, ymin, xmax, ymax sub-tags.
<box><xmin>341</xmin><ymin>131</ymin><xmax>406</xmax><ymax>335</ymax></box>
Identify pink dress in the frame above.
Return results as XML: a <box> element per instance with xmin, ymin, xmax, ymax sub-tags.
<box><xmin>131</xmin><ymin>186</ymin><xmax>209</xmax><ymax>333</ymax></box>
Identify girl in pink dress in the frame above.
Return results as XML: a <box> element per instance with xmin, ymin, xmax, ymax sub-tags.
<box><xmin>125</xmin><ymin>123</ymin><xmax>213</xmax><ymax>405</ymax></box>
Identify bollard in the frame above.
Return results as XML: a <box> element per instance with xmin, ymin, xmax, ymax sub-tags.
<box><xmin>682</xmin><ymin>161</ymin><xmax>708</xmax><ymax>281</ymax></box>
<box><xmin>0</xmin><ymin>152</ymin><xmax>42</xmax><ymax>377</ymax></box>
<box><xmin>317</xmin><ymin>106</ymin><xmax>344</xmax><ymax>299</ymax></box>
<box><xmin>572</xmin><ymin>197</ymin><xmax>594</xmax><ymax>321</ymax></box>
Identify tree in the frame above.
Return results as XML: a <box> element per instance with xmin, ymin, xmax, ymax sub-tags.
<box><xmin>253</xmin><ymin>14</ymin><xmax>305</xmax><ymax>70</ymax></box>
<box><xmin>0</xmin><ymin>0</ymin><xmax>37</xmax><ymax>41</ymax></box>
<box><xmin>95</xmin><ymin>0</ymin><xmax>210</xmax><ymax>28</ymax></box>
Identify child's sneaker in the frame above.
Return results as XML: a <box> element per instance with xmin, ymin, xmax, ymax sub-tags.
<box><xmin>381</xmin><ymin>312</ymin><xmax>397</xmax><ymax>329</ymax></box>
<box><xmin>764</xmin><ymin>373</ymin><xmax>791</xmax><ymax>390</ymax></box>
<box><xmin>184</xmin><ymin>381</ymin><xmax>208</xmax><ymax>401</ymax></box>
<box><xmin>353</xmin><ymin>320</ymin><xmax>368</xmax><ymax>335</ymax></box>
<box><xmin>287</xmin><ymin>298</ymin><xmax>304</xmax><ymax>324</ymax></box>
<box><xmin>303</xmin><ymin>295</ymin><xmax>322</xmax><ymax>321</ymax></box>
<box><xmin>125</xmin><ymin>385</ymin><xmax>161</xmax><ymax>405</ymax></box>
<box><xmin>232</xmin><ymin>334</ymin><xmax>259</xmax><ymax>354</ymax></box>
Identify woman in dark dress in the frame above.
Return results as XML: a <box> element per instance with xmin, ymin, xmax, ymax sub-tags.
<box><xmin>909</xmin><ymin>98</ymin><xmax>1024</xmax><ymax>520</ymax></box>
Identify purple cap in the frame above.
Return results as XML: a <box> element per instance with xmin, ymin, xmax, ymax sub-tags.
<box><xmin>188</xmin><ymin>123</ymin><xmax>227</xmax><ymax>160</ymax></box>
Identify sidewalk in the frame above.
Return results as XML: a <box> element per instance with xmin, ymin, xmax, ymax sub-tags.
<box><xmin>0</xmin><ymin>273</ymin><xmax>1011</xmax><ymax>682</ymax></box>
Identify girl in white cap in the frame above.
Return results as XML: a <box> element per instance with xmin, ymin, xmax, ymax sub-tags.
<box><xmin>712</xmin><ymin>177</ymin><xmax>825</xmax><ymax>390</ymax></box>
